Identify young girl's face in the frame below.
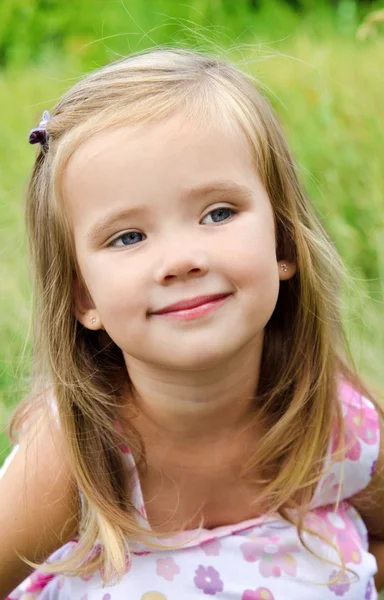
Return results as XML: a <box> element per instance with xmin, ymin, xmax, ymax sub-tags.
<box><xmin>63</xmin><ymin>112</ymin><xmax>295</xmax><ymax>371</ymax></box>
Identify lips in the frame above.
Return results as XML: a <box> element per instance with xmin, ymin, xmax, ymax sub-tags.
<box><xmin>151</xmin><ymin>293</ymin><xmax>231</xmax><ymax>315</ymax></box>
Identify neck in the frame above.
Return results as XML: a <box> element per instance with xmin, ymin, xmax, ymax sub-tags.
<box><xmin>123</xmin><ymin>335</ymin><xmax>263</xmax><ymax>450</ymax></box>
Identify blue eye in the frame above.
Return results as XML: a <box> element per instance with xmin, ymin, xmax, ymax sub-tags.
<box><xmin>202</xmin><ymin>207</ymin><xmax>236</xmax><ymax>224</ymax></box>
<box><xmin>110</xmin><ymin>231</ymin><xmax>146</xmax><ymax>247</ymax></box>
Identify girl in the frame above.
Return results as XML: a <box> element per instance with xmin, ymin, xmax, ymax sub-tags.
<box><xmin>0</xmin><ymin>47</ymin><xmax>383</xmax><ymax>600</ymax></box>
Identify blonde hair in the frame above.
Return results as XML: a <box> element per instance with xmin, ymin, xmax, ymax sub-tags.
<box><xmin>10</xmin><ymin>46</ymin><xmax>383</xmax><ymax>585</ymax></box>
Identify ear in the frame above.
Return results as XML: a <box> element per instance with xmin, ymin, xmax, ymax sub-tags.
<box><xmin>278</xmin><ymin>260</ymin><xmax>297</xmax><ymax>281</ymax></box>
<box><xmin>72</xmin><ymin>277</ymin><xmax>103</xmax><ymax>330</ymax></box>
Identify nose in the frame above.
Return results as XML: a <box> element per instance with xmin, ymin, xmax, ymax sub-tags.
<box><xmin>154</xmin><ymin>239</ymin><xmax>209</xmax><ymax>284</ymax></box>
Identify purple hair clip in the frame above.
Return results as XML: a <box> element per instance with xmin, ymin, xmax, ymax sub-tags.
<box><xmin>28</xmin><ymin>110</ymin><xmax>51</xmax><ymax>154</ymax></box>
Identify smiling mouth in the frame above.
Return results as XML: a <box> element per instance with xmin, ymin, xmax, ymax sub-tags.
<box><xmin>151</xmin><ymin>293</ymin><xmax>231</xmax><ymax>315</ymax></box>
<box><xmin>150</xmin><ymin>294</ymin><xmax>232</xmax><ymax>321</ymax></box>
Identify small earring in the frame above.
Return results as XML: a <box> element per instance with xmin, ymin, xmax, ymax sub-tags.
<box><xmin>90</xmin><ymin>316</ymin><xmax>97</xmax><ymax>324</ymax></box>
<box><xmin>280</xmin><ymin>263</ymin><xmax>289</xmax><ymax>273</ymax></box>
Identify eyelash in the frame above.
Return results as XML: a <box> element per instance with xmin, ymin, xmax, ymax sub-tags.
<box><xmin>108</xmin><ymin>206</ymin><xmax>238</xmax><ymax>248</ymax></box>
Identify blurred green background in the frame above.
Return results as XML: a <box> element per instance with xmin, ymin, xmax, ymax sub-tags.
<box><xmin>1</xmin><ymin>0</ymin><xmax>384</xmax><ymax>463</ymax></box>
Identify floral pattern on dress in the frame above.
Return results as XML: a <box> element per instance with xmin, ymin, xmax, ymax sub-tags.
<box><xmin>332</xmin><ymin>383</ymin><xmax>378</xmax><ymax>462</ymax></box>
<box><xmin>24</xmin><ymin>573</ymin><xmax>55</xmax><ymax>593</ymax></box>
<box><xmin>240</xmin><ymin>536</ymin><xmax>300</xmax><ymax>577</ymax></box>
<box><xmin>156</xmin><ymin>557</ymin><xmax>180</xmax><ymax>581</ymax></box>
<box><xmin>328</xmin><ymin>569</ymin><xmax>351</xmax><ymax>596</ymax></box>
<box><xmin>194</xmin><ymin>565</ymin><xmax>223</xmax><ymax>595</ymax></box>
<box><xmin>365</xmin><ymin>579</ymin><xmax>374</xmax><ymax>600</ymax></box>
<box><xmin>5</xmin><ymin>574</ymin><xmax>49</xmax><ymax>600</ymax></box>
<box><xmin>305</xmin><ymin>504</ymin><xmax>362</xmax><ymax>566</ymax></box>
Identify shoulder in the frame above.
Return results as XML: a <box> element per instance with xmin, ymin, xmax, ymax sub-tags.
<box><xmin>0</xmin><ymin>395</ymin><xmax>81</xmax><ymax>595</ymax></box>
<box><xmin>337</xmin><ymin>380</ymin><xmax>380</xmax><ymax>462</ymax></box>
<box><xmin>311</xmin><ymin>379</ymin><xmax>381</xmax><ymax>509</ymax></box>
<box><xmin>342</xmin><ymin>381</ymin><xmax>384</xmax><ymax>538</ymax></box>
<box><xmin>7</xmin><ymin>392</ymin><xmax>77</xmax><ymax>511</ymax></box>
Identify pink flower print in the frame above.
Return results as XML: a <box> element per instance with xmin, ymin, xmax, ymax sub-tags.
<box><xmin>200</xmin><ymin>537</ymin><xmax>222</xmax><ymax>556</ymax></box>
<box><xmin>335</xmin><ymin>384</ymin><xmax>378</xmax><ymax>460</ymax></box>
<box><xmin>156</xmin><ymin>557</ymin><xmax>180</xmax><ymax>581</ymax></box>
<box><xmin>331</xmin><ymin>424</ymin><xmax>361</xmax><ymax>461</ymax></box>
<box><xmin>305</xmin><ymin>506</ymin><xmax>362</xmax><ymax>565</ymax></box>
<box><xmin>328</xmin><ymin>569</ymin><xmax>350</xmax><ymax>596</ymax></box>
<box><xmin>242</xmin><ymin>588</ymin><xmax>275</xmax><ymax>600</ymax></box>
<box><xmin>240</xmin><ymin>536</ymin><xmax>300</xmax><ymax>578</ymax></box>
<box><xmin>327</xmin><ymin>508</ymin><xmax>362</xmax><ymax>564</ymax></box>
<box><xmin>25</xmin><ymin>571</ymin><xmax>55</xmax><ymax>592</ymax></box>
<box><xmin>194</xmin><ymin>565</ymin><xmax>224</xmax><ymax>595</ymax></box>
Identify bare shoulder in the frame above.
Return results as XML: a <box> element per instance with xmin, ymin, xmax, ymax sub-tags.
<box><xmin>0</xmin><ymin>400</ymin><xmax>81</xmax><ymax>596</ymax></box>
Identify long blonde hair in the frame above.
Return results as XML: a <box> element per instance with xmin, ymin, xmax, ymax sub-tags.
<box><xmin>10</xmin><ymin>46</ymin><xmax>383</xmax><ymax>584</ymax></box>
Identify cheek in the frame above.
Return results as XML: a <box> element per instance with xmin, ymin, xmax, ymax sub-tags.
<box><xmin>78</xmin><ymin>255</ymin><xmax>147</xmax><ymax>318</ymax></box>
<box><xmin>226</xmin><ymin>223</ymin><xmax>280</xmax><ymax>316</ymax></box>
<box><xmin>236</xmin><ymin>256</ymin><xmax>280</xmax><ymax>312</ymax></box>
<box><xmin>226</xmin><ymin>219</ymin><xmax>277</xmax><ymax>284</ymax></box>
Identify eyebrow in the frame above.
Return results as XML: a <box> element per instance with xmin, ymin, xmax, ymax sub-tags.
<box><xmin>86</xmin><ymin>180</ymin><xmax>253</xmax><ymax>244</ymax></box>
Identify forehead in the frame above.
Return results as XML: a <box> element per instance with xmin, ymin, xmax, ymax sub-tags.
<box><xmin>62</xmin><ymin>112</ymin><xmax>264</xmax><ymax>219</ymax></box>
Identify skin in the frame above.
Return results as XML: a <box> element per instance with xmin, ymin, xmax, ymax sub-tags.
<box><xmin>62</xmin><ymin>111</ymin><xmax>296</xmax><ymax>528</ymax></box>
